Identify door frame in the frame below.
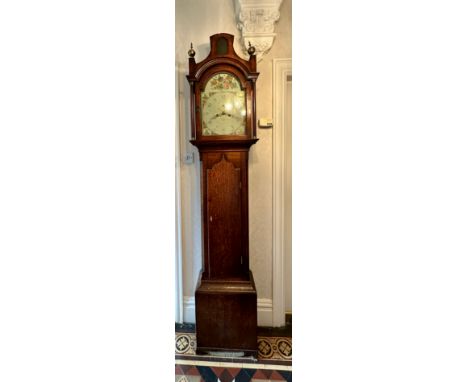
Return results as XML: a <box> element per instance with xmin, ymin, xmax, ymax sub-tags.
<box><xmin>272</xmin><ymin>58</ymin><xmax>292</xmax><ymax>327</ymax></box>
<box><xmin>175</xmin><ymin>63</ymin><xmax>184</xmax><ymax>323</ymax></box>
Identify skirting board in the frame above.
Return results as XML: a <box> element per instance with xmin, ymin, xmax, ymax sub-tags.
<box><xmin>182</xmin><ymin>297</ymin><xmax>196</xmax><ymax>324</ymax></box>
<box><xmin>183</xmin><ymin>297</ymin><xmax>273</xmax><ymax>327</ymax></box>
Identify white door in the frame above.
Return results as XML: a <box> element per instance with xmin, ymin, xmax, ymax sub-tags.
<box><xmin>272</xmin><ymin>59</ymin><xmax>292</xmax><ymax>326</ymax></box>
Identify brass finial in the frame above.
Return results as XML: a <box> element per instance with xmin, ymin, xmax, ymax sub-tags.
<box><xmin>188</xmin><ymin>43</ymin><xmax>196</xmax><ymax>58</ymax></box>
<box><xmin>247</xmin><ymin>41</ymin><xmax>255</xmax><ymax>56</ymax></box>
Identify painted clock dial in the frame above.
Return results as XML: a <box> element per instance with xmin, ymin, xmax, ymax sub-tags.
<box><xmin>201</xmin><ymin>73</ymin><xmax>246</xmax><ymax>136</ymax></box>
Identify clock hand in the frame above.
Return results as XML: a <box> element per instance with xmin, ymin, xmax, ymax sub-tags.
<box><xmin>208</xmin><ymin>111</ymin><xmax>234</xmax><ymax>123</ymax></box>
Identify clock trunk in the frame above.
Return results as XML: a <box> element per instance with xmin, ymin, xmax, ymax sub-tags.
<box><xmin>202</xmin><ymin>151</ymin><xmax>248</xmax><ymax>280</ymax></box>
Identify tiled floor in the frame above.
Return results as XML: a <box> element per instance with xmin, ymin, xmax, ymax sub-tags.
<box><xmin>175</xmin><ymin>362</ymin><xmax>292</xmax><ymax>382</ymax></box>
<box><xmin>175</xmin><ymin>329</ymin><xmax>292</xmax><ymax>381</ymax></box>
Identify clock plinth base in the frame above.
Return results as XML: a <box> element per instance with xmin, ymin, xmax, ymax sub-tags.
<box><xmin>195</xmin><ymin>271</ymin><xmax>258</xmax><ymax>357</ymax></box>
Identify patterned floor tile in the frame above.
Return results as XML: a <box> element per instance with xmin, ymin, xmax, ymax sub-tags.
<box><xmin>176</xmin><ymin>334</ymin><xmax>195</xmax><ymax>354</ymax></box>
<box><xmin>257</xmin><ymin>337</ymin><xmax>292</xmax><ymax>361</ymax></box>
<box><xmin>276</xmin><ymin>339</ymin><xmax>292</xmax><ymax>359</ymax></box>
<box><xmin>175</xmin><ymin>332</ymin><xmax>292</xmax><ymax>363</ymax></box>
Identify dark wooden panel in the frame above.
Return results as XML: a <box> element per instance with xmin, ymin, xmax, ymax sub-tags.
<box><xmin>196</xmin><ymin>292</ymin><xmax>257</xmax><ymax>352</ymax></box>
<box><xmin>195</xmin><ymin>272</ymin><xmax>257</xmax><ymax>355</ymax></box>
<box><xmin>206</xmin><ymin>155</ymin><xmax>242</xmax><ymax>278</ymax></box>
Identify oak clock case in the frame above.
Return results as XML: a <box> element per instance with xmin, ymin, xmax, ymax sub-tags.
<box><xmin>186</xmin><ymin>34</ymin><xmax>259</xmax><ymax>356</ymax></box>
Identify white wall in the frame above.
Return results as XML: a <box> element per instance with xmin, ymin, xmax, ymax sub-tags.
<box><xmin>251</xmin><ymin>0</ymin><xmax>292</xmax><ymax>307</ymax></box>
<box><xmin>175</xmin><ymin>0</ymin><xmax>292</xmax><ymax>324</ymax></box>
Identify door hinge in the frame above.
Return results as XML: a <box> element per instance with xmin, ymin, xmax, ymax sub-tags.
<box><xmin>240</xmin><ymin>256</ymin><xmax>243</xmax><ymax>265</ymax></box>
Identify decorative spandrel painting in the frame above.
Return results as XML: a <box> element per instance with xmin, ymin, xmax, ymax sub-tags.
<box><xmin>201</xmin><ymin>73</ymin><xmax>246</xmax><ymax>136</ymax></box>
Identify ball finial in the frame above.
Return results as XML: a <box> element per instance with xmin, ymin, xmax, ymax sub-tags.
<box><xmin>247</xmin><ymin>41</ymin><xmax>256</xmax><ymax>56</ymax></box>
<box><xmin>188</xmin><ymin>43</ymin><xmax>196</xmax><ymax>58</ymax></box>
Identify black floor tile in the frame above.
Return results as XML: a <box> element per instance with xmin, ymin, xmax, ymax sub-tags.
<box><xmin>176</xmin><ymin>322</ymin><xmax>292</xmax><ymax>337</ymax></box>
<box><xmin>196</xmin><ymin>366</ymin><xmax>218</xmax><ymax>382</ymax></box>
<box><xmin>279</xmin><ymin>369</ymin><xmax>293</xmax><ymax>382</ymax></box>
<box><xmin>257</xmin><ymin>324</ymin><xmax>292</xmax><ymax>337</ymax></box>
<box><xmin>233</xmin><ymin>368</ymin><xmax>257</xmax><ymax>382</ymax></box>
<box><xmin>175</xmin><ymin>323</ymin><xmax>195</xmax><ymax>332</ymax></box>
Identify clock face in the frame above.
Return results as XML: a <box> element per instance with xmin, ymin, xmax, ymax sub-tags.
<box><xmin>201</xmin><ymin>73</ymin><xmax>246</xmax><ymax>136</ymax></box>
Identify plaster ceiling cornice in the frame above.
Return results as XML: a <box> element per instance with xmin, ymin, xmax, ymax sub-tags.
<box><xmin>234</xmin><ymin>0</ymin><xmax>283</xmax><ymax>61</ymax></box>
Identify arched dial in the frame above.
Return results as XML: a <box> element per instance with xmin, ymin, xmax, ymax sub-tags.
<box><xmin>201</xmin><ymin>73</ymin><xmax>246</xmax><ymax>136</ymax></box>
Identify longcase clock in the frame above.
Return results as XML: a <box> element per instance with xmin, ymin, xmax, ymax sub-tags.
<box><xmin>186</xmin><ymin>33</ymin><xmax>259</xmax><ymax>356</ymax></box>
